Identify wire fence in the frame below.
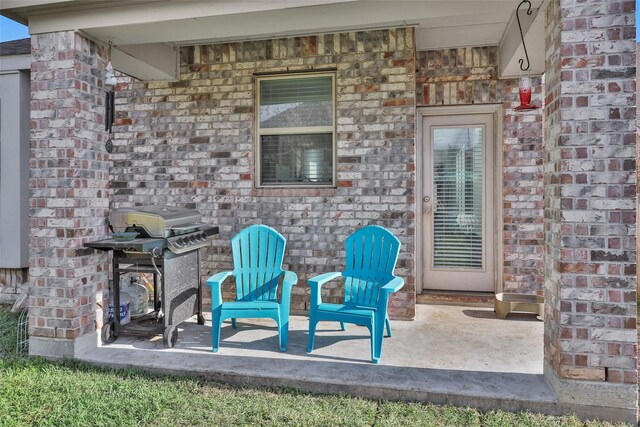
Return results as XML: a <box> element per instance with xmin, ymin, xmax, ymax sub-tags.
<box><xmin>16</xmin><ymin>308</ymin><xmax>28</xmax><ymax>356</ymax></box>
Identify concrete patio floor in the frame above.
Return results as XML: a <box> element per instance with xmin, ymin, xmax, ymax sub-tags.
<box><xmin>76</xmin><ymin>304</ymin><xmax>573</xmax><ymax>417</ymax></box>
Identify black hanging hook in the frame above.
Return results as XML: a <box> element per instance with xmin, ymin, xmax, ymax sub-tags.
<box><xmin>516</xmin><ymin>0</ymin><xmax>532</xmax><ymax>72</ymax></box>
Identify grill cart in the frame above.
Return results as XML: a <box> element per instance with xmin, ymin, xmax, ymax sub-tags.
<box><xmin>85</xmin><ymin>206</ymin><xmax>218</xmax><ymax>348</ymax></box>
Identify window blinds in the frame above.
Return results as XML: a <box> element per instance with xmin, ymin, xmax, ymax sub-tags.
<box><xmin>260</xmin><ymin>76</ymin><xmax>333</xmax><ymax>128</ymax></box>
<box><xmin>432</xmin><ymin>127</ymin><xmax>484</xmax><ymax>269</ymax></box>
<box><xmin>257</xmin><ymin>73</ymin><xmax>334</xmax><ymax>186</ymax></box>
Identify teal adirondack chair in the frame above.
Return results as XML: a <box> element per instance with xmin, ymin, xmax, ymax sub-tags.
<box><xmin>307</xmin><ymin>225</ymin><xmax>404</xmax><ymax>363</ymax></box>
<box><xmin>206</xmin><ymin>225</ymin><xmax>298</xmax><ymax>352</ymax></box>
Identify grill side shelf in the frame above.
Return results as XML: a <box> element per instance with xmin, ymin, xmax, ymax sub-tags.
<box><xmin>84</xmin><ymin>238</ymin><xmax>167</xmax><ymax>253</ymax></box>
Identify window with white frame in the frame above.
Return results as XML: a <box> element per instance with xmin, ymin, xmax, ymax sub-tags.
<box><xmin>256</xmin><ymin>73</ymin><xmax>335</xmax><ymax>187</ymax></box>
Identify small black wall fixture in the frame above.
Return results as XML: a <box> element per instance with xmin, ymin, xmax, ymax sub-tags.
<box><xmin>105</xmin><ymin>90</ymin><xmax>115</xmax><ymax>133</ymax></box>
<box><xmin>516</xmin><ymin>0</ymin><xmax>532</xmax><ymax>72</ymax></box>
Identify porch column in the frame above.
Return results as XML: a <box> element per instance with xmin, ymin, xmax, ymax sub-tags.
<box><xmin>29</xmin><ymin>31</ymin><xmax>111</xmax><ymax>357</ymax></box>
<box><xmin>543</xmin><ymin>0</ymin><xmax>637</xmax><ymax>422</ymax></box>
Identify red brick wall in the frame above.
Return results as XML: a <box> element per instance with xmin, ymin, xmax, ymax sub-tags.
<box><xmin>543</xmin><ymin>0</ymin><xmax>637</xmax><ymax>384</ymax></box>
<box><xmin>416</xmin><ymin>46</ymin><xmax>545</xmax><ymax>294</ymax></box>
<box><xmin>111</xmin><ymin>28</ymin><xmax>417</xmax><ymax>320</ymax></box>
<box><xmin>543</xmin><ymin>0</ymin><xmax>563</xmax><ymax>381</ymax></box>
<box><xmin>29</xmin><ymin>32</ymin><xmax>111</xmax><ymax>345</ymax></box>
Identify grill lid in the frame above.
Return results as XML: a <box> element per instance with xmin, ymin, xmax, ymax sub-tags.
<box><xmin>109</xmin><ymin>206</ymin><xmax>203</xmax><ymax>238</ymax></box>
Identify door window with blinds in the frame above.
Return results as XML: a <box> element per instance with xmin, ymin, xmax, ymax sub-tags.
<box><xmin>432</xmin><ymin>126</ymin><xmax>484</xmax><ymax>270</ymax></box>
<box><xmin>256</xmin><ymin>73</ymin><xmax>335</xmax><ymax>187</ymax></box>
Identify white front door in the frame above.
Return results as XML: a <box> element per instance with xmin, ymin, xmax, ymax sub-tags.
<box><xmin>422</xmin><ymin>113</ymin><xmax>495</xmax><ymax>292</ymax></box>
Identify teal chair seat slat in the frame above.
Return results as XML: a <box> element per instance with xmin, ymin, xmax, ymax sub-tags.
<box><xmin>307</xmin><ymin>225</ymin><xmax>403</xmax><ymax>363</ymax></box>
<box><xmin>224</xmin><ymin>301</ymin><xmax>279</xmax><ymax>311</ymax></box>
<box><xmin>316</xmin><ymin>303</ymin><xmax>377</xmax><ymax>318</ymax></box>
<box><xmin>206</xmin><ymin>225</ymin><xmax>297</xmax><ymax>352</ymax></box>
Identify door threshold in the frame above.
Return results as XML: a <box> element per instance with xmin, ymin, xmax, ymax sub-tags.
<box><xmin>417</xmin><ymin>291</ymin><xmax>495</xmax><ymax>307</ymax></box>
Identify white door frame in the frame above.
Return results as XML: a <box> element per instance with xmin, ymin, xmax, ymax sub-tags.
<box><xmin>416</xmin><ymin>105</ymin><xmax>504</xmax><ymax>294</ymax></box>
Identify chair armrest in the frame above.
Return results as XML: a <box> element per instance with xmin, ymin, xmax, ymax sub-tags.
<box><xmin>282</xmin><ymin>270</ymin><xmax>298</xmax><ymax>289</ymax></box>
<box><xmin>308</xmin><ymin>271</ymin><xmax>341</xmax><ymax>289</ymax></box>
<box><xmin>377</xmin><ymin>276</ymin><xmax>404</xmax><ymax>313</ymax></box>
<box><xmin>206</xmin><ymin>270</ymin><xmax>233</xmax><ymax>288</ymax></box>
<box><xmin>308</xmin><ymin>271</ymin><xmax>341</xmax><ymax>308</ymax></box>
<box><xmin>380</xmin><ymin>276</ymin><xmax>404</xmax><ymax>293</ymax></box>
<box><xmin>206</xmin><ymin>271</ymin><xmax>233</xmax><ymax>307</ymax></box>
<box><xmin>281</xmin><ymin>270</ymin><xmax>298</xmax><ymax>299</ymax></box>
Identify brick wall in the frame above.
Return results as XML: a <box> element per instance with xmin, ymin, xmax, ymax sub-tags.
<box><xmin>416</xmin><ymin>46</ymin><xmax>545</xmax><ymax>294</ymax></box>
<box><xmin>544</xmin><ymin>0</ymin><xmax>637</xmax><ymax>387</ymax></box>
<box><xmin>543</xmin><ymin>0</ymin><xmax>563</xmax><ymax>382</ymax></box>
<box><xmin>29</xmin><ymin>31</ymin><xmax>111</xmax><ymax>353</ymax></box>
<box><xmin>111</xmin><ymin>28</ymin><xmax>417</xmax><ymax>319</ymax></box>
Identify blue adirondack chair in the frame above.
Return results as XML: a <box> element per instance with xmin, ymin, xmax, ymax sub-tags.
<box><xmin>206</xmin><ymin>225</ymin><xmax>298</xmax><ymax>352</ymax></box>
<box><xmin>307</xmin><ymin>225</ymin><xmax>404</xmax><ymax>363</ymax></box>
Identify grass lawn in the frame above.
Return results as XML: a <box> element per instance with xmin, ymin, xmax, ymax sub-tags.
<box><xmin>0</xmin><ymin>305</ymin><xmax>631</xmax><ymax>426</ymax></box>
<box><xmin>0</xmin><ymin>358</ymin><xmax>630</xmax><ymax>427</ymax></box>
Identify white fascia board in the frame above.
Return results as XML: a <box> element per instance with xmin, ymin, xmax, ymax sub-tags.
<box><xmin>27</xmin><ymin>0</ymin><xmax>357</xmax><ymax>35</ymax></box>
<box><xmin>1</xmin><ymin>0</ymin><xmax>75</xmax><ymax>9</ymax></box>
<box><xmin>0</xmin><ymin>54</ymin><xmax>31</xmax><ymax>72</ymax></box>
<box><xmin>111</xmin><ymin>44</ymin><xmax>178</xmax><ymax>81</ymax></box>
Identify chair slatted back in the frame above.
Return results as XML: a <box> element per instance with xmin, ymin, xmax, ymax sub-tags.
<box><xmin>343</xmin><ymin>225</ymin><xmax>401</xmax><ymax>308</ymax></box>
<box><xmin>231</xmin><ymin>225</ymin><xmax>285</xmax><ymax>302</ymax></box>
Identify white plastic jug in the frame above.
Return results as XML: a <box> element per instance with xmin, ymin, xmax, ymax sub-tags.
<box><xmin>108</xmin><ymin>293</ymin><xmax>131</xmax><ymax>325</ymax></box>
<box><xmin>123</xmin><ymin>282</ymin><xmax>149</xmax><ymax>318</ymax></box>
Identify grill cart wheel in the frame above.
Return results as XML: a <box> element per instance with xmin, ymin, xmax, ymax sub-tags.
<box><xmin>197</xmin><ymin>314</ymin><xmax>205</xmax><ymax>325</ymax></box>
<box><xmin>101</xmin><ymin>322</ymin><xmax>116</xmax><ymax>344</ymax></box>
<box><xmin>163</xmin><ymin>325</ymin><xmax>178</xmax><ymax>348</ymax></box>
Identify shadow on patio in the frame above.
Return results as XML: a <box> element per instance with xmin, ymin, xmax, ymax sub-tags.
<box><xmin>78</xmin><ymin>304</ymin><xmax>556</xmax><ymax>415</ymax></box>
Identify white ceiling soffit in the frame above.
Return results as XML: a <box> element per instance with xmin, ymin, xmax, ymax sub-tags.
<box><xmin>22</xmin><ymin>1</ymin><xmax>536</xmax><ymax>48</ymax></box>
<box><xmin>415</xmin><ymin>11</ymin><xmax>513</xmax><ymax>50</ymax></box>
<box><xmin>499</xmin><ymin>2</ymin><xmax>545</xmax><ymax>78</ymax></box>
<box><xmin>66</xmin><ymin>1</ymin><xmax>523</xmax><ymax>82</ymax></box>
<box><xmin>5</xmin><ymin>0</ymin><xmax>548</xmax><ymax>80</ymax></box>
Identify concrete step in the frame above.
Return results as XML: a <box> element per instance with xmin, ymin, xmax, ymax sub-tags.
<box><xmin>417</xmin><ymin>291</ymin><xmax>495</xmax><ymax>307</ymax></box>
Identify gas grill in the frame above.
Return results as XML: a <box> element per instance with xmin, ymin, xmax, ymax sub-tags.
<box><xmin>85</xmin><ymin>206</ymin><xmax>219</xmax><ymax>348</ymax></box>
